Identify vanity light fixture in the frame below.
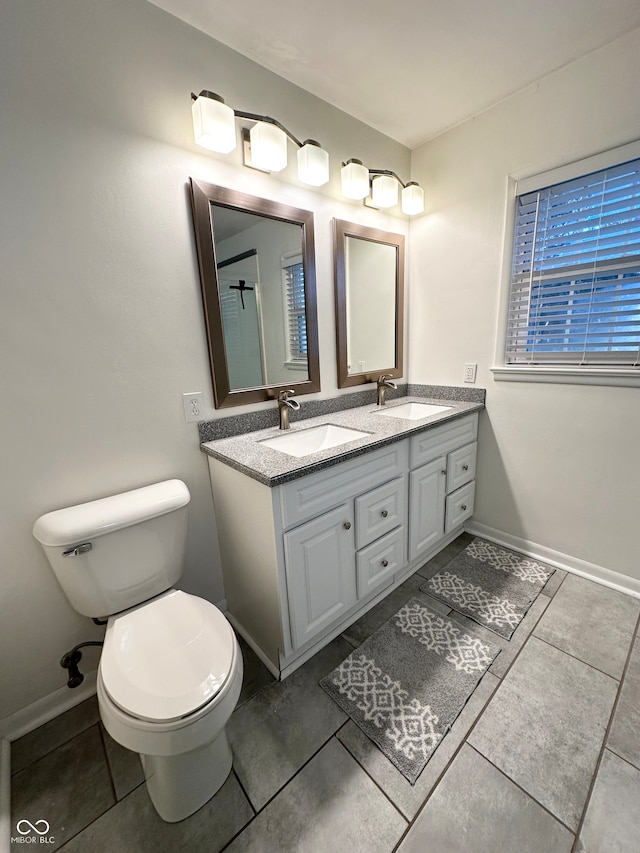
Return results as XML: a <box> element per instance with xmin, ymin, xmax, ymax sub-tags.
<box><xmin>341</xmin><ymin>161</ymin><xmax>425</xmax><ymax>215</ymax></box>
<box><xmin>401</xmin><ymin>182</ymin><xmax>425</xmax><ymax>216</ymax></box>
<box><xmin>340</xmin><ymin>159</ymin><xmax>370</xmax><ymax>200</ymax></box>
<box><xmin>371</xmin><ymin>173</ymin><xmax>399</xmax><ymax>209</ymax></box>
<box><xmin>191</xmin><ymin>90</ymin><xmax>330</xmax><ymax>186</ymax></box>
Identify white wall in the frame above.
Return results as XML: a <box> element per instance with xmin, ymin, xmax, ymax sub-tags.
<box><xmin>0</xmin><ymin>0</ymin><xmax>410</xmax><ymax>723</ymax></box>
<box><xmin>409</xmin><ymin>27</ymin><xmax>640</xmax><ymax>583</ymax></box>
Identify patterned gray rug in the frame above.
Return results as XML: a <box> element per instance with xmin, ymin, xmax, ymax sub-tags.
<box><xmin>320</xmin><ymin>598</ymin><xmax>500</xmax><ymax>783</ymax></box>
<box><xmin>421</xmin><ymin>538</ymin><xmax>555</xmax><ymax>639</ymax></box>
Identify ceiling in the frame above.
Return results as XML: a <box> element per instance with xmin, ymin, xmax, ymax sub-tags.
<box><xmin>150</xmin><ymin>0</ymin><xmax>640</xmax><ymax>149</ymax></box>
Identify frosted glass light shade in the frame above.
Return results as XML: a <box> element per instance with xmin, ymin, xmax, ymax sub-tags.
<box><xmin>341</xmin><ymin>159</ymin><xmax>370</xmax><ymax>200</ymax></box>
<box><xmin>191</xmin><ymin>92</ymin><xmax>237</xmax><ymax>153</ymax></box>
<box><xmin>401</xmin><ymin>182</ymin><xmax>425</xmax><ymax>215</ymax></box>
<box><xmin>297</xmin><ymin>141</ymin><xmax>329</xmax><ymax>186</ymax></box>
<box><xmin>371</xmin><ymin>174</ymin><xmax>399</xmax><ymax>208</ymax></box>
<box><xmin>250</xmin><ymin>122</ymin><xmax>288</xmax><ymax>172</ymax></box>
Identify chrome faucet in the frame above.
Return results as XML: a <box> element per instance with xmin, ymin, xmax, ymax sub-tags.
<box><xmin>277</xmin><ymin>389</ymin><xmax>300</xmax><ymax>430</ymax></box>
<box><xmin>376</xmin><ymin>374</ymin><xmax>397</xmax><ymax>406</ymax></box>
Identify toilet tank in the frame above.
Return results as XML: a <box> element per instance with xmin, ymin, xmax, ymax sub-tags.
<box><xmin>33</xmin><ymin>480</ymin><xmax>190</xmax><ymax>618</ymax></box>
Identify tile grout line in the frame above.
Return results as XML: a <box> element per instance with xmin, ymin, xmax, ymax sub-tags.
<box><xmin>530</xmin><ymin>634</ymin><xmax>624</xmax><ymax>682</ymax></box>
<box><xmin>603</xmin><ymin>745</ymin><xmax>640</xmax><ymax>775</ymax></box>
<box><xmin>54</xmin><ymin>731</ymin><xmax>127</xmax><ymax>852</ymax></box>
<box><xmin>219</xmin><ymin>718</ymin><xmax>351</xmax><ymax>851</ymax></box>
<box><xmin>229</xmin><ymin>767</ymin><xmax>256</xmax><ymax>819</ymax></box>
<box><xmin>9</xmin><ymin>703</ymin><xmax>100</xmax><ymax>779</ymax></box>
<box><xmin>96</xmin><ymin>723</ymin><xmax>118</xmax><ymax>805</ymax></box>
<box><xmin>390</xmin><ymin>586</ymin><xmax>556</xmax><ymax>852</ymax></box>
<box><xmin>569</xmin><ymin>609</ymin><xmax>640</xmax><ymax>853</ymax></box>
<box><xmin>333</xmin><ymin>736</ymin><xmax>410</xmax><ymax>827</ymax></box>
<box><xmin>465</xmin><ymin>742</ymin><xmax>577</xmax><ymax>836</ymax></box>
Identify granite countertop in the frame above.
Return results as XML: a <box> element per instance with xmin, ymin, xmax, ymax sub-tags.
<box><xmin>201</xmin><ymin>396</ymin><xmax>483</xmax><ymax>487</ymax></box>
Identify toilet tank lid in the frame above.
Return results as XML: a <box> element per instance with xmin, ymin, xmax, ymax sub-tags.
<box><xmin>33</xmin><ymin>480</ymin><xmax>190</xmax><ymax>546</ymax></box>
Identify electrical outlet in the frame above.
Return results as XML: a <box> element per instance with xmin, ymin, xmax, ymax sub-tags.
<box><xmin>182</xmin><ymin>392</ymin><xmax>204</xmax><ymax>423</ymax></box>
<box><xmin>464</xmin><ymin>363</ymin><xmax>477</xmax><ymax>383</ymax></box>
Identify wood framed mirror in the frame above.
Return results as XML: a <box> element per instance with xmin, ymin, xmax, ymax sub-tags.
<box><xmin>190</xmin><ymin>179</ymin><xmax>321</xmax><ymax>408</ymax></box>
<box><xmin>333</xmin><ymin>219</ymin><xmax>405</xmax><ymax>388</ymax></box>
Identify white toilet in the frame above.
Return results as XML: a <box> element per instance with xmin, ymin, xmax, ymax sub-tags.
<box><xmin>33</xmin><ymin>479</ymin><xmax>243</xmax><ymax>823</ymax></box>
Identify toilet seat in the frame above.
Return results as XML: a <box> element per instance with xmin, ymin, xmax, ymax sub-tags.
<box><xmin>100</xmin><ymin>589</ymin><xmax>236</xmax><ymax>723</ymax></box>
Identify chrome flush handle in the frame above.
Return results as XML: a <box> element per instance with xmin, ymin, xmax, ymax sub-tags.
<box><xmin>62</xmin><ymin>543</ymin><xmax>93</xmax><ymax>557</ymax></box>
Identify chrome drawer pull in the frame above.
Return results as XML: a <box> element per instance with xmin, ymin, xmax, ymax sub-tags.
<box><xmin>461</xmin><ymin>504</ymin><xmax>467</xmax><ymax>512</ymax></box>
<box><xmin>381</xmin><ymin>510</ymin><xmax>388</xmax><ymax>518</ymax></box>
<box><xmin>343</xmin><ymin>521</ymin><xmax>351</xmax><ymax>530</ymax></box>
<box><xmin>381</xmin><ymin>559</ymin><xmax>389</xmax><ymax>567</ymax></box>
<box><xmin>462</xmin><ymin>464</ymin><xmax>469</xmax><ymax>471</ymax></box>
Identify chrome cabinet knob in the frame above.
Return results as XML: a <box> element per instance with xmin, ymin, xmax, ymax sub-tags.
<box><xmin>343</xmin><ymin>521</ymin><xmax>351</xmax><ymax>530</ymax></box>
<box><xmin>461</xmin><ymin>504</ymin><xmax>467</xmax><ymax>511</ymax></box>
<box><xmin>381</xmin><ymin>509</ymin><xmax>388</xmax><ymax>518</ymax></box>
<box><xmin>381</xmin><ymin>559</ymin><xmax>389</xmax><ymax>567</ymax></box>
<box><xmin>462</xmin><ymin>464</ymin><xmax>469</xmax><ymax>471</ymax></box>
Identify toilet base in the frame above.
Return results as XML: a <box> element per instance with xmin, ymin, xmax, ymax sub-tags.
<box><xmin>141</xmin><ymin>729</ymin><xmax>234</xmax><ymax>823</ymax></box>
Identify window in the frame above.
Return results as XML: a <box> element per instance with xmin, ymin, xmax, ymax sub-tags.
<box><xmin>504</xmin><ymin>150</ymin><xmax>640</xmax><ymax>372</ymax></box>
<box><xmin>282</xmin><ymin>253</ymin><xmax>307</xmax><ymax>367</ymax></box>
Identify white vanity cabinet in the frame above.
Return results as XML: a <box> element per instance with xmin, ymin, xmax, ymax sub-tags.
<box><xmin>408</xmin><ymin>414</ymin><xmax>478</xmax><ymax>561</ymax></box>
<box><xmin>280</xmin><ymin>443</ymin><xmax>408</xmax><ymax>649</ymax></box>
<box><xmin>206</xmin><ymin>410</ymin><xmax>479</xmax><ymax>679</ymax></box>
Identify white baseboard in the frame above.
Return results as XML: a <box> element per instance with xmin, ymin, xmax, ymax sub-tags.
<box><xmin>0</xmin><ymin>671</ymin><xmax>97</xmax><ymax>743</ymax></box>
<box><xmin>465</xmin><ymin>521</ymin><xmax>640</xmax><ymax>599</ymax></box>
<box><xmin>0</xmin><ymin>739</ymin><xmax>10</xmax><ymax>853</ymax></box>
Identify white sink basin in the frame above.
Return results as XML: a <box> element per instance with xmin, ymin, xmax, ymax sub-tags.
<box><xmin>377</xmin><ymin>402</ymin><xmax>452</xmax><ymax>420</ymax></box>
<box><xmin>260</xmin><ymin>424</ymin><xmax>371</xmax><ymax>458</ymax></box>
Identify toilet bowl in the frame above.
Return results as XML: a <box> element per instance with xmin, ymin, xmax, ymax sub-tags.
<box><xmin>33</xmin><ymin>480</ymin><xmax>243</xmax><ymax>822</ymax></box>
<box><xmin>97</xmin><ymin>589</ymin><xmax>243</xmax><ymax>822</ymax></box>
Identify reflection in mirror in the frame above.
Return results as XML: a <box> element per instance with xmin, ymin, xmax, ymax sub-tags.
<box><xmin>333</xmin><ymin>219</ymin><xmax>404</xmax><ymax>388</ymax></box>
<box><xmin>190</xmin><ymin>179</ymin><xmax>320</xmax><ymax>408</ymax></box>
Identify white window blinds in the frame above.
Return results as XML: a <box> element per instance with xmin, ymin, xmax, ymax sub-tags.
<box><xmin>283</xmin><ymin>255</ymin><xmax>307</xmax><ymax>362</ymax></box>
<box><xmin>506</xmin><ymin>156</ymin><xmax>640</xmax><ymax>366</ymax></box>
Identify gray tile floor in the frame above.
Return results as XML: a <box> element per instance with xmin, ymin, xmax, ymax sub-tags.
<box><xmin>10</xmin><ymin>534</ymin><xmax>640</xmax><ymax>852</ymax></box>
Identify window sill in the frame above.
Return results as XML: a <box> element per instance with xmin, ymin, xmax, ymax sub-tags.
<box><xmin>491</xmin><ymin>366</ymin><xmax>640</xmax><ymax>388</ymax></box>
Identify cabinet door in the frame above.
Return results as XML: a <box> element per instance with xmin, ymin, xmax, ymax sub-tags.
<box><xmin>409</xmin><ymin>456</ymin><xmax>446</xmax><ymax>561</ymax></box>
<box><xmin>284</xmin><ymin>504</ymin><xmax>356</xmax><ymax>649</ymax></box>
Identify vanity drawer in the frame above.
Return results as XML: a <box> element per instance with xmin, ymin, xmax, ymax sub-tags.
<box><xmin>410</xmin><ymin>413</ymin><xmax>478</xmax><ymax>469</ymax></box>
<box><xmin>446</xmin><ymin>442</ymin><xmax>477</xmax><ymax>494</ymax></box>
<box><xmin>445</xmin><ymin>481</ymin><xmax>475</xmax><ymax>534</ymax></box>
<box><xmin>279</xmin><ymin>440</ymin><xmax>409</xmax><ymax>529</ymax></box>
<box><xmin>355</xmin><ymin>476</ymin><xmax>406</xmax><ymax>549</ymax></box>
<box><xmin>356</xmin><ymin>526</ymin><xmax>405</xmax><ymax>599</ymax></box>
